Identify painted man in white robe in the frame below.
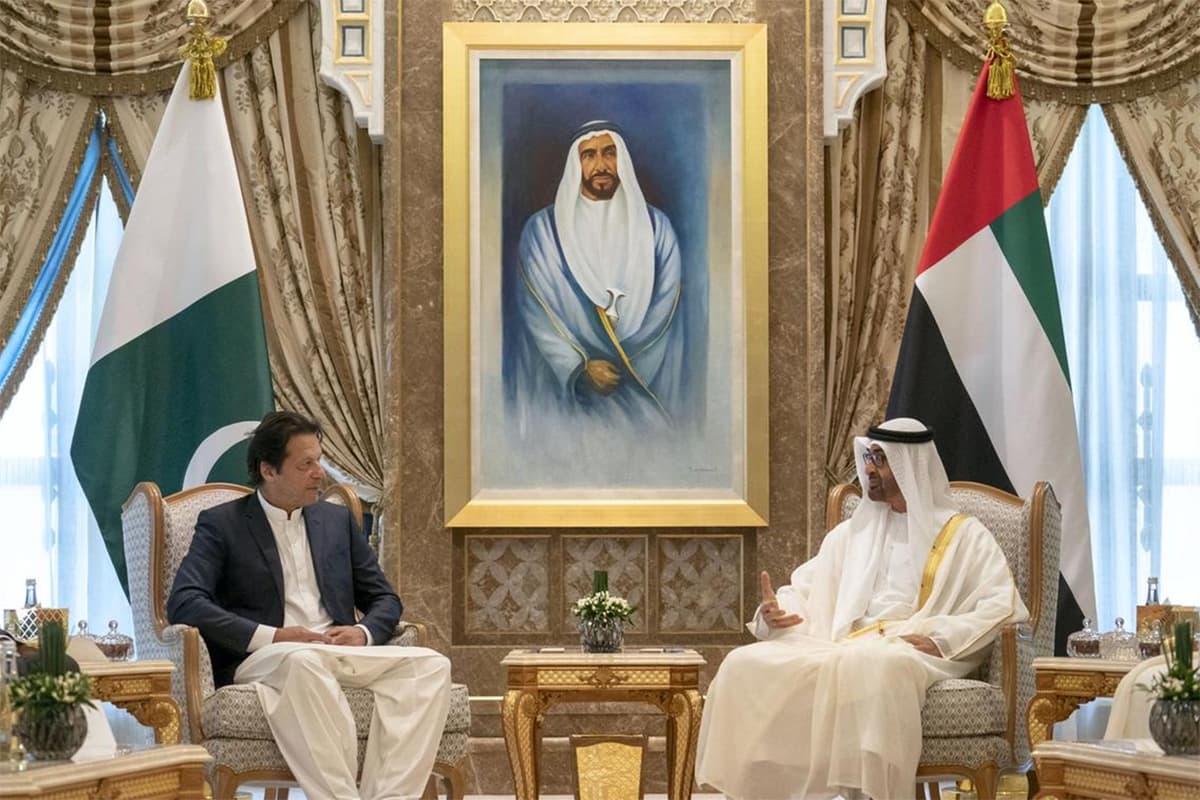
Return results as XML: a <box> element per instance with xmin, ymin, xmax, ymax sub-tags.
<box><xmin>696</xmin><ymin>418</ymin><xmax>1028</xmax><ymax>800</ymax></box>
<box><xmin>508</xmin><ymin>120</ymin><xmax>689</xmax><ymax>443</ymax></box>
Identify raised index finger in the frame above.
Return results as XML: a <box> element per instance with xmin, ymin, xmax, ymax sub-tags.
<box><xmin>759</xmin><ymin>570</ymin><xmax>776</xmax><ymax>603</ymax></box>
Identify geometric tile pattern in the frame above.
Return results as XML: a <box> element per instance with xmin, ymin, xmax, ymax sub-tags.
<box><xmin>657</xmin><ymin>536</ymin><xmax>743</xmax><ymax>632</ymax></box>
<box><xmin>562</xmin><ymin>536</ymin><xmax>648</xmax><ymax>632</ymax></box>
<box><xmin>465</xmin><ymin>536</ymin><xmax>551</xmax><ymax>633</ymax></box>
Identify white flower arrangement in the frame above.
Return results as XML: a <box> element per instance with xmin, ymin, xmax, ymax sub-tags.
<box><xmin>572</xmin><ymin>590</ymin><xmax>636</xmax><ymax>624</ymax></box>
<box><xmin>1140</xmin><ymin>621</ymin><xmax>1199</xmax><ymax>702</ymax></box>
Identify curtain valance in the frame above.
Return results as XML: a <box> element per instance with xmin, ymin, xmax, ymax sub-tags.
<box><xmin>0</xmin><ymin>0</ymin><xmax>303</xmax><ymax>95</ymax></box>
<box><xmin>898</xmin><ymin>0</ymin><xmax>1200</xmax><ymax>103</ymax></box>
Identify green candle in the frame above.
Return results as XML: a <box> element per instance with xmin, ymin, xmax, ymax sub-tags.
<box><xmin>592</xmin><ymin>570</ymin><xmax>608</xmax><ymax>594</ymax></box>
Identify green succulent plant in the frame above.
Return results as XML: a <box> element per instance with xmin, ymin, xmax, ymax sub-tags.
<box><xmin>7</xmin><ymin>622</ymin><xmax>94</xmax><ymax>715</ymax></box>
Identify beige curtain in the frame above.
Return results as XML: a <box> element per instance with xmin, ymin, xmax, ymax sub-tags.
<box><xmin>898</xmin><ymin>0</ymin><xmax>1200</xmax><ymax>101</ymax></box>
<box><xmin>102</xmin><ymin>90</ymin><xmax>170</xmax><ymax>221</ymax></box>
<box><xmin>0</xmin><ymin>0</ymin><xmax>302</xmax><ymax>96</ymax></box>
<box><xmin>219</xmin><ymin>3</ymin><xmax>386</xmax><ymax>496</ymax></box>
<box><xmin>824</xmin><ymin>8</ymin><xmax>1088</xmax><ymax>484</ymax></box>
<box><xmin>0</xmin><ymin>69</ymin><xmax>97</xmax><ymax>413</ymax></box>
<box><xmin>824</xmin><ymin>9</ymin><xmax>933</xmax><ymax>485</ymax></box>
<box><xmin>1106</xmin><ymin>78</ymin><xmax>1200</xmax><ymax>333</ymax></box>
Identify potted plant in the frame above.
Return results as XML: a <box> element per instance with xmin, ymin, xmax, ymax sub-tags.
<box><xmin>573</xmin><ymin>571</ymin><xmax>636</xmax><ymax>653</ymax></box>
<box><xmin>1143</xmin><ymin>620</ymin><xmax>1199</xmax><ymax>755</ymax></box>
<box><xmin>8</xmin><ymin>621</ymin><xmax>93</xmax><ymax>761</ymax></box>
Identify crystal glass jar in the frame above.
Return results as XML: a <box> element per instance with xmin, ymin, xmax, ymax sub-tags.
<box><xmin>1139</xmin><ymin>620</ymin><xmax>1163</xmax><ymax>659</ymax></box>
<box><xmin>75</xmin><ymin>620</ymin><xmax>98</xmax><ymax>644</ymax></box>
<box><xmin>95</xmin><ymin>620</ymin><xmax>133</xmax><ymax>661</ymax></box>
<box><xmin>1100</xmin><ymin>617</ymin><xmax>1140</xmax><ymax>661</ymax></box>
<box><xmin>1066</xmin><ymin>617</ymin><xmax>1101</xmax><ymax>658</ymax></box>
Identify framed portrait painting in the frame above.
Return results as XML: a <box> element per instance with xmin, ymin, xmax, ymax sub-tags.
<box><xmin>444</xmin><ymin>23</ymin><xmax>768</xmax><ymax>527</ymax></box>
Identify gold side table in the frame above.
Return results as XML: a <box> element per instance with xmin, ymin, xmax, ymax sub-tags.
<box><xmin>501</xmin><ymin>648</ymin><xmax>705</xmax><ymax>800</ymax></box>
<box><xmin>1033</xmin><ymin>741</ymin><xmax>1200</xmax><ymax>799</ymax></box>
<box><xmin>80</xmin><ymin>659</ymin><xmax>182</xmax><ymax>745</ymax></box>
<box><xmin>0</xmin><ymin>744</ymin><xmax>210</xmax><ymax>799</ymax></box>
<box><xmin>1026</xmin><ymin>657</ymin><xmax>1135</xmax><ymax>751</ymax></box>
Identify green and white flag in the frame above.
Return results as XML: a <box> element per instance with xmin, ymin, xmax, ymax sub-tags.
<box><xmin>71</xmin><ymin>62</ymin><xmax>272</xmax><ymax>593</ymax></box>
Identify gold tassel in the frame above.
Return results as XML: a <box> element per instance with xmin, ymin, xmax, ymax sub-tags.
<box><xmin>984</xmin><ymin>1</ymin><xmax>1016</xmax><ymax>99</ymax></box>
<box><xmin>179</xmin><ymin>0</ymin><xmax>227</xmax><ymax>100</ymax></box>
<box><xmin>987</xmin><ymin>52</ymin><xmax>1014</xmax><ymax>99</ymax></box>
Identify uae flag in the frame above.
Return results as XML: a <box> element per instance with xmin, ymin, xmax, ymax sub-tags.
<box><xmin>71</xmin><ymin>62</ymin><xmax>273</xmax><ymax>594</ymax></box>
<box><xmin>887</xmin><ymin>59</ymin><xmax>1096</xmax><ymax>654</ymax></box>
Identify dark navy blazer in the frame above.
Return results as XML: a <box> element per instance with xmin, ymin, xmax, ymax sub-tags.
<box><xmin>166</xmin><ymin>493</ymin><xmax>401</xmax><ymax>688</ymax></box>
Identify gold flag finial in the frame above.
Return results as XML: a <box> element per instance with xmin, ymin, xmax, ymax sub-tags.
<box><xmin>180</xmin><ymin>0</ymin><xmax>226</xmax><ymax>100</ymax></box>
<box><xmin>984</xmin><ymin>1</ymin><xmax>1015</xmax><ymax>99</ymax></box>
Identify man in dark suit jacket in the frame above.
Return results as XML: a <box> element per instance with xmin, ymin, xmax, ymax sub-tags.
<box><xmin>169</xmin><ymin>489</ymin><xmax>398</xmax><ymax>688</ymax></box>
<box><xmin>168</xmin><ymin>411</ymin><xmax>450</xmax><ymax>800</ymax></box>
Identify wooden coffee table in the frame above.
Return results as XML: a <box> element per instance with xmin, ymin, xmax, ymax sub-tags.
<box><xmin>0</xmin><ymin>744</ymin><xmax>210</xmax><ymax>799</ymax></box>
<box><xmin>1033</xmin><ymin>740</ymin><xmax>1200</xmax><ymax>799</ymax></box>
<box><xmin>501</xmin><ymin>647</ymin><xmax>705</xmax><ymax>800</ymax></box>
<box><xmin>1026</xmin><ymin>657</ymin><xmax>1135</xmax><ymax>750</ymax></box>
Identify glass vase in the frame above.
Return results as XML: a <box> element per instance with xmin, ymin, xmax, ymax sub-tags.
<box><xmin>14</xmin><ymin>704</ymin><xmax>88</xmax><ymax>761</ymax></box>
<box><xmin>578</xmin><ymin>617</ymin><xmax>624</xmax><ymax>653</ymax></box>
<box><xmin>1148</xmin><ymin>699</ymin><xmax>1200</xmax><ymax>756</ymax></box>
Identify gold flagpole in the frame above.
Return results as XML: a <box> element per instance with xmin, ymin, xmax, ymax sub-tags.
<box><xmin>984</xmin><ymin>1</ymin><xmax>1016</xmax><ymax>99</ymax></box>
<box><xmin>180</xmin><ymin>0</ymin><xmax>227</xmax><ymax>100</ymax></box>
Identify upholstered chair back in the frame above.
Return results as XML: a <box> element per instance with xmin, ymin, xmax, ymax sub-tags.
<box><xmin>123</xmin><ymin>482</ymin><xmax>251</xmax><ymax>741</ymax></box>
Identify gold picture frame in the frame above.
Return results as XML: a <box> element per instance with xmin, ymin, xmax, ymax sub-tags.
<box><xmin>443</xmin><ymin>23</ymin><xmax>768</xmax><ymax>528</ymax></box>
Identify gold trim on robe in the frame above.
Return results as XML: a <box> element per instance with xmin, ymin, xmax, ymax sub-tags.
<box><xmin>846</xmin><ymin>513</ymin><xmax>968</xmax><ymax>640</ymax></box>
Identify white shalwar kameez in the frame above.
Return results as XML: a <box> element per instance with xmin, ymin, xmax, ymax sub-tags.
<box><xmin>233</xmin><ymin>494</ymin><xmax>452</xmax><ymax>800</ymax></box>
<box><xmin>235</xmin><ymin>642</ymin><xmax>451</xmax><ymax>800</ymax></box>
<box><xmin>696</xmin><ymin>418</ymin><xmax>1028</xmax><ymax>800</ymax></box>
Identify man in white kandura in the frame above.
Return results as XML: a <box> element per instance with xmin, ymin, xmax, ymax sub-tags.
<box><xmin>696</xmin><ymin>417</ymin><xmax>1028</xmax><ymax>800</ymax></box>
<box><xmin>168</xmin><ymin>411</ymin><xmax>451</xmax><ymax>800</ymax></box>
<box><xmin>509</xmin><ymin>120</ymin><xmax>687</xmax><ymax>439</ymax></box>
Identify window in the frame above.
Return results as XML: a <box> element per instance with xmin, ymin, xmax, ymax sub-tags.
<box><xmin>1047</xmin><ymin>105</ymin><xmax>1200</xmax><ymax>627</ymax></box>
<box><xmin>0</xmin><ymin>178</ymin><xmax>127</xmax><ymax>631</ymax></box>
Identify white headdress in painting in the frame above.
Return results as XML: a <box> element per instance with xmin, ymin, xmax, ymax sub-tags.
<box><xmin>552</xmin><ymin>121</ymin><xmax>655</xmax><ymax>339</ymax></box>
<box><xmin>827</xmin><ymin>417</ymin><xmax>959</xmax><ymax>640</ymax></box>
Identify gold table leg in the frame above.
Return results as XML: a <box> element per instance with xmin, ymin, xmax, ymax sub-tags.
<box><xmin>1026</xmin><ymin>692</ymin><xmax>1083</xmax><ymax>751</ymax></box>
<box><xmin>502</xmin><ymin>689</ymin><xmax>541</xmax><ymax>800</ymax></box>
<box><xmin>115</xmin><ymin>695</ymin><xmax>183</xmax><ymax>745</ymax></box>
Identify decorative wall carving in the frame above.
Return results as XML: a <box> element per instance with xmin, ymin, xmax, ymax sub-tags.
<box><xmin>318</xmin><ymin>0</ymin><xmax>385</xmax><ymax>142</ymax></box>
<box><xmin>824</xmin><ymin>0</ymin><xmax>889</xmax><ymax>139</ymax></box>
<box><xmin>451</xmin><ymin>0</ymin><xmax>754</xmax><ymax>23</ymax></box>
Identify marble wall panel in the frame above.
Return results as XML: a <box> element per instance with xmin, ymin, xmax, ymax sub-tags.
<box><xmin>658</xmin><ymin>535</ymin><xmax>744</xmax><ymax>632</ymax></box>
<box><xmin>464</xmin><ymin>535</ymin><xmax>552</xmax><ymax>633</ymax></box>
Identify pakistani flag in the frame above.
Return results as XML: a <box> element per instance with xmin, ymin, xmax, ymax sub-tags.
<box><xmin>71</xmin><ymin>62</ymin><xmax>273</xmax><ymax>594</ymax></box>
<box><xmin>886</xmin><ymin>60</ymin><xmax>1096</xmax><ymax>654</ymax></box>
